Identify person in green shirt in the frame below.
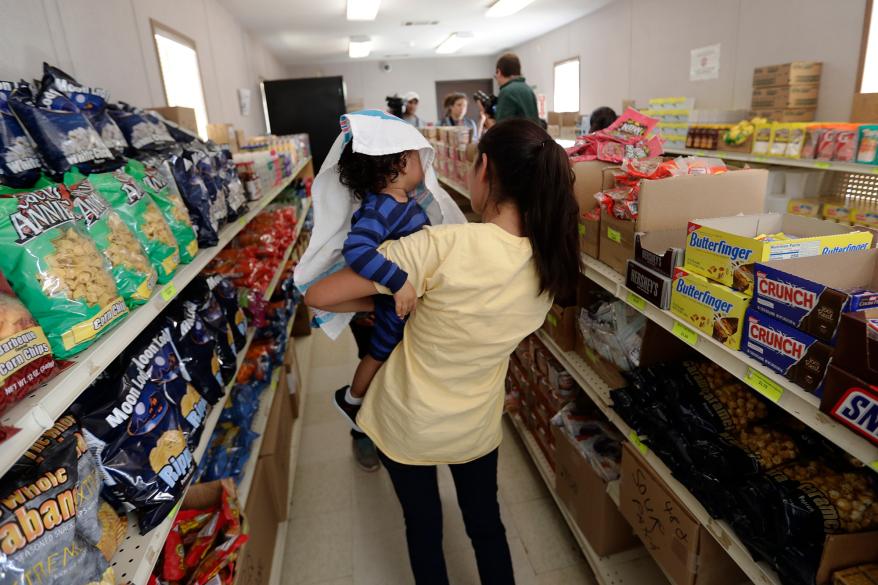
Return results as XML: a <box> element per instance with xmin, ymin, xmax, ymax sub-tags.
<box><xmin>494</xmin><ymin>53</ymin><xmax>540</xmax><ymax>123</ymax></box>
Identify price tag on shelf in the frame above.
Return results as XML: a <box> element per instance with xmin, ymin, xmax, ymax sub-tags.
<box><xmin>607</xmin><ymin>227</ymin><xmax>621</xmax><ymax>243</ymax></box>
<box><xmin>744</xmin><ymin>367</ymin><xmax>784</xmax><ymax>403</ymax></box>
<box><xmin>871</xmin><ymin>167</ymin><xmax>878</xmax><ymax>175</ymax></box>
<box><xmin>628</xmin><ymin>431</ymin><xmax>649</xmax><ymax>455</ymax></box>
<box><xmin>578</xmin><ymin>224</ymin><xmax>586</xmax><ymax>236</ymax></box>
<box><xmin>238</xmin><ymin>216</ymin><xmax>248</xmax><ymax>228</ymax></box>
<box><xmin>160</xmin><ymin>282</ymin><xmax>178</xmax><ymax>302</ymax></box>
<box><xmin>694</xmin><ymin>150</ymin><xmax>707</xmax><ymax>156</ymax></box>
<box><xmin>672</xmin><ymin>322</ymin><xmax>698</xmax><ymax>345</ymax></box>
<box><xmin>546</xmin><ymin>313</ymin><xmax>558</xmax><ymax>327</ymax></box>
<box><xmin>814</xmin><ymin>161</ymin><xmax>832</xmax><ymax>169</ymax></box>
<box><xmin>753</xmin><ymin>156</ymin><xmax>769</xmax><ymax>163</ymax></box>
<box><xmin>871</xmin><ymin>460</ymin><xmax>878</xmax><ymax>472</ymax></box>
<box><xmin>626</xmin><ymin>292</ymin><xmax>646</xmax><ymax>312</ymax></box>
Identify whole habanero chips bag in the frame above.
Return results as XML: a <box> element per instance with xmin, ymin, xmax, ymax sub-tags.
<box><xmin>89</xmin><ymin>165</ymin><xmax>180</xmax><ymax>283</ymax></box>
<box><xmin>0</xmin><ymin>182</ymin><xmax>127</xmax><ymax>358</ymax></box>
<box><xmin>66</xmin><ymin>171</ymin><xmax>158</xmax><ymax>306</ymax></box>
<box><xmin>127</xmin><ymin>158</ymin><xmax>199</xmax><ymax>263</ymax></box>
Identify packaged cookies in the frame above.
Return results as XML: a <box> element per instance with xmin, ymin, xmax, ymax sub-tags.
<box><xmin>127</xmin><ymin>158</ymin><xmax>199</xmax><ymax>263</ymax></box>
<box><xmin>0</xmin><ymin>182</ymin><xmax>127</xmax><ymax>357</ymax></box>
<box><xmin>88</xmin><ymin>166</ymin><xmax>180</xmax><ymax>283</ymax></box>
<box><xmin>66</xmin><ymin>171</ymin><xmax>158</xmax><ymax>306</ymax></box>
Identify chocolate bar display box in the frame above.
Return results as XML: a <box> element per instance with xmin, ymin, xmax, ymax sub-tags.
<box><xmin>741</xmin><ymin>308</ymin><xmax>833</xmax><ymax>396</ymax></box>
<box><xmin>634</xmin><ymin>229</ymin><xmax>685</xmax><ymax>278</ymax></box>
<box><xmin>753</xmin><ymin>249</ymin><xmax>878</xmax><ymax>343</ymax></box>
<box><xmin>820</xmin><ymin>366</ymin><xmax>878</xmax><ymax>446</ymax></box>
<box><xmin>626</xmin><ymin>260</ymin><xmax>672</xmax><ymax>309</ymax></box>
<box><xmin>685</xmin><ymin>213</ymin><xmax>873</xmax><ymax>295</ymax></box>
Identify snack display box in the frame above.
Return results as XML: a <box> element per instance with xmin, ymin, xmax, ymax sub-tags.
<box><xmin>670</xmin><ymin>267</ymin><xmax>751</xmax><ymax>350</ymax></box>
<box><xmin>685</xmin><ymin>213</ymin><xmax>873</xmax><ymax>295</ymax></box>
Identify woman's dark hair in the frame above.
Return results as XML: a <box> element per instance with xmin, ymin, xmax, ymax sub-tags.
<box><xmin>589</xmin><ymin>106</ymin><xmax>618</xmax><ymax>133</ymax></box>
<box><xmin>337</xmin><ymin>141</ymin><xmax>409</xmax><ymax>200</ymax></box>
<box><xmin>477</xmin><ymin>119</ymin><xmax>580</xmax><ymax>299</ymax></box>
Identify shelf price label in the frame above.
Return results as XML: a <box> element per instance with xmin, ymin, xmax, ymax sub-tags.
<box><xmin>628</xmin><ymin>431</ymin><xmax>649</xmax><ymax>455</ymax></box>
<box><xmin>160</xmin><ymin>282</ymin><xmax>178</xmax><ymax>302</ymax></box>
<box><xmin>607</xmin><ymin>227</ymin><xmax>621</xmax><ymax>243</ymax></box>
<box><xmin>578</xmin><ymin>223</ymin><xmax>586</xmax><ymax>236</ymax></box>
<box><xmin>744</xmin><ymin>367</ymin><xmax>784</xmax><ymax>403</ymax></box>
<box><xmin>626</xmin><ymin>292</ymin><xmax>646</xmax><ymax>312</ymax></box>
<box><xmin>871</xmin><ymin>167</ymin><xmax>878</xmax><ymax>175</ymax></box>
<box><xmin>672</xmin><ymin>322</ymin><xmax>698</xmax><ymax>345</ymax></box>
<box><xmin>546</xmin><ymin>313</ymin><xmax>558</xmax><ymax>327</ymax></box>
<box><xmin>871</xmin><ymin>460</ymin><xmax>878</xmax><ymax>473</ymax></box>
<box><xmin>813</xmin><ymin>161</ymin><xmax>832</xmax><ymax>169</ymax></box>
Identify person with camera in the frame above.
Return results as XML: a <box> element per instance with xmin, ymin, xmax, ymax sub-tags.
<box><xmin>494</xmin><ymin>53</ymin><xmax>539</xmax><ymax>124</ymax></box>
<box><xmin>441</xmin><ymin>92</ymin><xmax>478</xmax><ymax>139</ymax></box>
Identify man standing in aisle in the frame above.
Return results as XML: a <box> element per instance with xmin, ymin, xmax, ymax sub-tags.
<box><xmin>401</xmin><ymin>91</ymin><xmax>422</xmax><ymax>128</ymax></box>
<box><xmin>494</xmin><ymin>53</ymin><xmax>540</xmax><ymax>123</ymax></box>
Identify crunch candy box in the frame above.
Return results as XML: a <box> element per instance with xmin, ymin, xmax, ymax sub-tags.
<box><xmin>670</xmin><ymin>267</ymin><xmax>750</xmax><ymax>349</ymax></box>
<box><xmin>685</xmin><ymin>213</ymin><xmax>873</xmax><ymax>295</ymax></box>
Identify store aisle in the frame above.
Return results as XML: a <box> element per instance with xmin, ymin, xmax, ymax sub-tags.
<box><xmin>281</xmin><ymin>329</ymin><xmax>597</xmax><ymax>585</ymax></box>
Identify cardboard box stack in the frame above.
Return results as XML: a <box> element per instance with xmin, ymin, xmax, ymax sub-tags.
<box><xmin>546</xmin><ymin>111</ymin><xmax>580</xmax><ymax>140</ymax></box>
<box><xmin>640</xmin><ymin>97</ymin><xmax>695</xmax><ymax>150</ymax></box>
<box><xmin>424</xmin><ymin>126</ymin><xmax>474</xmax><ymax>185</ymax></box>
<box><xmin>786</xmin><ymin>196</ymin><xmax>878</xmax><ymax>229</ymax></box>
<box><xmin>751</xmin><ymin>61</ymin><xmax>822</xmax><ymax>122</ymax></box>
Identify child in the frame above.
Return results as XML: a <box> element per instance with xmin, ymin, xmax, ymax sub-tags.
<box><xmin>332</xmin><ymin>141</ymin><xmax>430</xmax><ymax>429</ymax></box>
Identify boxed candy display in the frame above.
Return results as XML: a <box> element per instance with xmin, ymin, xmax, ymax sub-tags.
<box><xmin>670</xmin><ymin>267</ymin><xmax>751</xmax><ymax>349</ymax></box>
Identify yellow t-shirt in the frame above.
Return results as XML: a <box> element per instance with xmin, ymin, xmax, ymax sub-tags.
<box><xmin>356</xmin><ymin>223</ymin><xmax>552</xmax><ymax>465</ymax></box>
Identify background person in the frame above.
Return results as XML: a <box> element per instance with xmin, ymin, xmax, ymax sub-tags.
<box><xmin>401</xmin><ymin>91</ymin><xmax>422</xmax><ymax>128</ymax></box>
<box><xmin>441</xmin><ymin>92</ymin><xmax>479</xmax><ymax>139</ymax></box>
<box><xmin>588</xmin><ymin>106</ymin><xmax>618</xmax><ymax>133</ymax></box>
<box><xmin>494</xmin><ymin>53</ymin><xmax>539</xmax><ymax>124</ymax></box>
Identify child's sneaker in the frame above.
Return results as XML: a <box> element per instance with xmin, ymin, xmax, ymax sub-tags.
<box><xmin>333</xmin><ymin>385</ymin><xmax>363</xmax><ymax>432</ymax></box>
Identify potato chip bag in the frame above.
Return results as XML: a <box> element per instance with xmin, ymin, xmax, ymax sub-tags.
<box><xmin>65</xmin><ymin>171</ymin><xmax>158</xmax><ymax>306</ymax></box>
<box><xmin>127</xmin><ymin>158</ymin><xmax>199</xmax><ymax>263</ymax></box>
<box><xmin>168</xmin><ymin>154</ymin><xmax>220</xmax><ymax>247</ymax></box>
<box><xmin>0</xmin><ymin>182</ymin><xmax>127</xmax><ymax>357</ymax></box>
<box><xmin>88</xmin><ymin>166</ymin><xmax>180</xmax><ymax>283</ymax></box>
<box><xmin>0</xmin><ymin>80</ymin><xmax>43</xmax><ymax>189</ymax></box>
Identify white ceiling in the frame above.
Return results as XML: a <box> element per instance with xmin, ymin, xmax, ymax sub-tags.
<box><xmin>219</xmin><ymin>0</ymin><xmax>614</xmax><ymax>65</ymax></box>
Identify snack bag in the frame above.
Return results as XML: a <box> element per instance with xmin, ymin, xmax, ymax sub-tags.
<box><xmin>127</xmin><ymin>158</ymin><xmax>199</xmax><ymax>263</ymax></box>
<box><xmin>751</xmin><ymin>123</ymin><xmax>773</xmax><ymax>155</ymax></box>
<box><xmin>784</xmin><ymin>123</ymin><xmax>808</xmax><ymax>158</ymax></box>
<box><xmin>106</xmin><ymin>102</ymin><xmax>175</xmax><ymax>154</ymax></box>
<box><xmin>185</xmin><ymin>276</ymin><xmax>238</xmax><ymax>384</ymax></box>
<box><xmin>90</xmin><ymin>165</ymin><xmax>180</xmax><ymax>282</ymax></box>
<box><xmin>0</xmin><ymin>182</ymin><xmax>127</xmax><ymax>357</ymax></box>
<box><xmin>0</xmin><ymin>80</ymin><xmax>43</xmax><ymax>188</ymax></box>
<box><xmin>207</xmin><ymin>274</ymin><xmax>248</xmax><ymax>351</ymax></box>
<box><xmin>169</xmin><ymin>155</ymin><xmax>220</xmax><ymax>247</ymax></box>
<box><xmin>801</xmin><ymin>125</ymin><xmax>825</xmax><ymax>159</ymax></box>
<box><xmin>7</xmin><ymin>78</ymin><xmax>114</xmax><ymax>176</ymax></box>
<box><xmin>0</xmin><ymin>416</ymin><xmax>109</xmax><ymax>585</ymax></box>
<box><xmin>856</xmin><ymin>125</ymin><xmax>878</xmax><ymax>164</ymax></box>
<box><xmin>835</xmin><ymin>126</ymin><xmax>859</xmax><ymax>162</ymax></box>
<box><xmin>0</xmin><ymin>271</ymin><xmax>55</xmax><ymax>417</ymax></box>
<box><xmin>66</xmin><ymin>171</ymin><xmax>158</xmax><ymax>306</ymax></box>
<box><xmin>42</xmin><ymin>63</ymin><xmax>127</xmax><ymax>157</ymax></box>
<box><xmin>602</xmin><ymin>108</ymin><xmax>658</xmax><ymax>144</ymax></box>
<box><xmin>167</xmin><ymin>298</ymin><xmax>225</xmax><ymax>406</ymax></box>
<box><xmin>769</xmin><ymin>124</ymin><xmax>791</xmax><ymax>156</ymax></box>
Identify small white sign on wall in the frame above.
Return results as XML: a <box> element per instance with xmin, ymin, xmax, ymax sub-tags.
<box><xmin>238</xmin><ymin>88</ymin><xmax>252</xmax><ymax>116</ymax></box>
<box><xmin>690</xmin><ymin>43</ymin><xmax>721</xmax><ymax>81</ymax></box>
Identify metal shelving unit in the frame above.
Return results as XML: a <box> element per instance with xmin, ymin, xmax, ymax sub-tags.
<box><xmin>0</xmin><ymin>157</ymin><xmax>312</xmax><ymax>479</ymax></box>
<box><xmin>664</xmin><ymin>146</ymin><xmax>878</xmax><ymax>174</ymax></box>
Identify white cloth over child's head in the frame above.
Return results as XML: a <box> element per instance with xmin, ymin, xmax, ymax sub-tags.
<box><xmin>294</xmin><ymin>109</ymin><xmax>467</xmax><ymax>339</ymax></box>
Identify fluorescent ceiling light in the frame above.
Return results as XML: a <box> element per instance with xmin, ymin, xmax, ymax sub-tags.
<box><xmin>347</xmin><ymin>0</ymin><xmax>380</xmax><ymax>21</ymax></box>
<box><xmin>349</xmin><ymin>36</ymin><xmax>373</xmax><ymax>58</ymax></box>
<box><xmin>486</xmin><ymin>0</ymin><xmax>536</xmax><ymax>18</ymax></box>
<box><xmin>436</xmin><ymin>32</ymin><xmax>473</xmax><ymax>55</ymax></box>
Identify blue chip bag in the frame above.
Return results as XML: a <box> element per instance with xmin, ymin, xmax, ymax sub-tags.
<box><xmin>169</xmin><ymin>154</ymin><xmax>219</xmax><ymax>246</ymax></box>
<box><xmin>107</xmin><ymin>102</ymin><xmax>176</xmax><ymax>154</ymax></box>
<box><xmin>0</xmin><ymin>80</ymin><xmax>43</xmax><ymax>188</ymax></box>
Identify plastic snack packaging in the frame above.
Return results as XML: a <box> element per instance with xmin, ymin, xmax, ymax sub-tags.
<box><xmin>602</xmin><ymin>108</ymin><xmax>659</xmax><ymax>144</ymax></box>
<box><xmin>207</xmin><ymin>274</ymin><xmax>248</xmax><ymax>351</ymax></box>
<box><xmin>169</xmin><ymin>154</ymin><xmax>220</xmax><ymax>247</ymax></box>
<box><xmin>751</xmin><ymin>123</ymin><xmax>773</xmax><ymax>155</ymax></box>
<box><xmin>0</xmin><ymin>80</ymin><xmax>43</xmax><ymax>188</ymax></box>
<box><xmin>42</xmin><ymin>63</ymin><xmax>128</xmax><ymax>157</ymax></box>
<box><xmin>856</xmin><ymin>125</ymin><xmax>878</xmax><ymax>164</ymax></box>
<box><xmin>128</xmin><ymin>158</ymin><xmax>199</xmax><ymax>263</ymax></box>
<box><xmin>0</xmin><ymin>415</ymin><xmax>109</xmax><ymax>585</ymax></box>
<box><xmin>185</xmin><ymin>276</ymin><xmax>239</xmax><ymax>384</ymax></box>
<box><xmin>785</xmin><ymin>123</ymin><xmax>808</xmax><ymax>158</ymax></box>
<box><xmin>0</xmin><ymin>271</ymin><xmax>56</xmax><ymax>417</ymax></box>
<box><xmin>66</xmin><ymin>171</ymin><xmax>158</xmax><ymax>306</ymax></box>
<box><xmin>106</xmin><ymin>102</ymin><xmax>176</xmax><ymax>155</ymax></box>
<box><xmin>801</xmin><ymin>125</ymin><xmax>826</xmax><ymax>159</ymax></box>
<box><xmin>834</xmin><ymin>125</ymin><xmax>859</xmax><ymax>162</ymax></box>
<box><xmin>817</xmin><ymin>127</ymin><xmax>841</xmax><ymax>160</ymax></box>
<box><xmin>7</xmin><ymin>78</ymin><xmax>114</xmax><ymax>177</ymax></box>
<box><xmin>89</xmin><ymin>163</ymin><xmax>181</xmax><ymax>283</ymax></box>
<box><xmin>166</xmin><ymin>297</ymin><xmax>226</xmax><ymax>407</ymax></box>
<box><xmin>0</xmin><ymin>181</ymin><xmax>127</xmax><ymax>357</ymax></box>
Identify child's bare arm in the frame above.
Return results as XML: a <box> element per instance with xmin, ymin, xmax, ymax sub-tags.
<box><xmin>304</xmin><ymin>268</ymin><xmax>377</xmax><ymax>311</ymax></box>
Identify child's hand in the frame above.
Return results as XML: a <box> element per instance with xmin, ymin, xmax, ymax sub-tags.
<box><xmin>394</xmin><ymin>281</ymin><xmax>417</xmax><ymax>318</ymax></box>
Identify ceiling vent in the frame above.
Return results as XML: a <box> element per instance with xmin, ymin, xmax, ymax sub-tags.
<box><xmin>403</xmin><ymin>20</ymin><xmax>439</xmax><ymax>26</ymax></box>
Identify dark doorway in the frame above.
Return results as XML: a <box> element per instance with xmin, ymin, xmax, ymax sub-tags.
<box><xmin>435</xmin><ymin>78</ymin><xmax>493</xmax><ymax>128</ymax></box>
<box><xmin>262</xmin><ymin>76</ymin><xmax>346</xmax><ymax>170</ymax></box>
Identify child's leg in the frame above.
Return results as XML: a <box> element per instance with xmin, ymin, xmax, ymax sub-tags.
<box><xmin>350</xmin><ymin>355</ymin><xmax>384</xmax><ymax>398</ymax></box>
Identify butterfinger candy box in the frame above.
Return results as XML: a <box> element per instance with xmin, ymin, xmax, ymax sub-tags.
<box><xmin>685</xmin><ymin>213</ymin><xmax>873</xmax><ymax>295</ymax></box>
<box><xmin>742</xmin><ymin>308</ymin><xmax>834</xmax><ymax>395</ymax></box>
<box><xmin>670</xmin><ymin>268</ymin><xmax>751</xmax><ymax>349</ymax></box>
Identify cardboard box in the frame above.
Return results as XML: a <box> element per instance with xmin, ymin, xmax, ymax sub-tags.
<box><xmin>685</xmin><ymin>213</ymin><xmax>874</xmax><ymax>295</ymax></box>
<box><xmin>236</xmin><ymin>459</ymin><xmax>280</xmax><ymax>585</ymax></box>
<box><xmin>819</xmin><ymin>365</ymin><xmax>878</xmax><ymax>445</ymax></box>
<box><xmin>626</xmin><ymin>260</ymin><xmax>672</xmax><ymax>309</ymax></box>
<box><xmin>634</xmin><ymin>230</ymin><xmax>685</xmax><ymax>277</ymax></box>
<box><xmin>753</xmin><ymin>250</ymin><xmax>878</xmax><ymax>343</ymax></box>
<box><xmin>851</xmin><ymin>93</ymin><xmax>878</xmax><ymax>123</ymax></box>
<box><xmin>571</xmin><ymin>160</ymin><xmax>616</xmax><ymax>213</ymax></box>
<box><xmin>551</xmin><ymin>425</ymin><xmax>639</xmax><ymax>556</ymax></box>
<box><xmin>207</xmin><ymin>122</ymin><xmax>234</xmax><ymax>145</ymax></box>
<box><xmin>833</xmin><ymin>309</ymin><xmax>878</xmax><ymax>384</ymax></box>
<box><xmin>579</xmin><ymin>216</ymin><xmax>600</xmax><ymax>258</ymax></box>
<box><xmin>670</xmin><ymin>268</ymin><xmax>751</xmax><ymax>350</ymax></box>
<box><xmin>741</xmin><ymin>308</ymin><xmax>833</xmax><ymax>395</ymax></box>
<box><xmin>619</xmin><ymin>444</ymin><xmax>746</xmax><ymax>585</ymax></box>
<box><xmin>150</xmin><ymin>106</ymin><xmax>198</xmax><ymax>134</ymax></box>
<box><xmin>600</xmin><ymin>210</ymin><xmax>636</xmax><ymax>274</ymax></box>
<box><xmin>751</xmin><ymin>108</ymin><xmax>817</xmax><ymax>123</ymax></box>
<box><xmin>543</xmin><ymin>304</ymin><xmax>576</xmax><ymax>351</ymax></box>
<box><xmin>751</xmin><ymin>85</ymin><xmax>819</xmax><ymax>109</ymax></box>
<box><xmin>259</xmin><ymin>387</ymin><xmax>293</xmax><ymax>521</ymax></box>
<box><xmin>752</xmin><ymin>62</ymin><xmax>822</xmax><ymax>88</ymax></box>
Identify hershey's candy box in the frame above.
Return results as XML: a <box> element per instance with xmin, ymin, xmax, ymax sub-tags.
<box><xmin>742</xmin><ymin>308</ymin><xmax>834</xmax><ymax>396</ymax></box>
<box><xmin>626</xmin><ymin>260</ymin><xmax>671</xmax><ymax>309</ymax></box>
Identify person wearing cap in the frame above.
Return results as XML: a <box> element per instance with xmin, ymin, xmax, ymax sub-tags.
<box><xmin>401</xmin><ymin>91</ymin><xmax>422</xmax><ymax>128</ymax></box>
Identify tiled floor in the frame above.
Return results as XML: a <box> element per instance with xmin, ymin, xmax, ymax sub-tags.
<box><xmin>282</xmin><ymin>329</ymin><xmax>597</xmax><ymax>585</ymax></box>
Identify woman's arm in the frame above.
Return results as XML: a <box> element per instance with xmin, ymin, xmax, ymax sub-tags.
<box><xmin>304</xmin><ymin>268</ymin><xmax>377</xmax><ymax>312</ymax></box>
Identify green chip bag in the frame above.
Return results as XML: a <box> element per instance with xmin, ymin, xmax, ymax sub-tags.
<box><xmin>127</xmin><ymin>159</ymin><xmax>199</xmax><ymax>263</ymax></box>
<box><xmin>65</xmin><ymin>173</ymin><xmax>158</xmax><ymax>306</ymax></box>
<box><xmin>87</xmin><ymin>167</ymin><xmax>180</xmax><ymax>283</ymax></box>
<box><xmin>0</xmin><ymin>183</ymin><xmax>128</xmax><ymax>357</ymax></box>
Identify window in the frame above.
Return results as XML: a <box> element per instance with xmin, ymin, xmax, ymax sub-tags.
<box><xmin>553</xmin><ymin>58</ymin><xmax>580</xmax><ymax>113</ymax></box>
<box><xmin>861</xmin><ymin>0</ymin><xmax>878</xmax><ymax>92</ymax></box>
<box><xmin>153</xmin><ymin>22</ymin><xmax>209</xmax><ymax>138</ymax></box>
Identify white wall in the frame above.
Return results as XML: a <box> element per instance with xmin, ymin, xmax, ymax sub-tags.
<box><xmin>0</xmin><ymin>0</ymin><xmax>289</xmax><ymax>137</ymax></box>
<box><xmin>287</xmin><ymin>56</ymin><xmax>497</xmax><ymax>124</ymax></box>
<box><xmin>510</xmin><ymin>0</ymin><xmax>866</xmax><ymax>121</ymax></box>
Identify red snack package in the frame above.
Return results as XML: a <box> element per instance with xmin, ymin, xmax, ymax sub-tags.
<box><xmin>189</xmin><ymin>532</ymin><xmax>249</xmax><ymax>585</ymax></box>
<box><xmin>834</xmin><ymin>127</ymin><xmax>859</xmax><ymax>162</ymax></box>
<box><xmin>601</xmin><ymin>108</ymin><xmax>659</xmax><ymax>144</ymax></box>
<box><xmin>162</xmin><ymin>523</ymin><xmax>187</xmax><ymax>581</ymax></box>
<box><xmin>184</xmin><ymin>511</ymin><xmax>222</xmax><ymax>569</ymax></box>
<box><xmin>816</xmin><ymin>128</ymin><xmax>840</xmax><ymax>160</ymax></box>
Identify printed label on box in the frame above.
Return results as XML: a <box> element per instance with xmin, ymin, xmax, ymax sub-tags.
<box><xmin>829</xmin><ymin>386</ymin><xmax>878</xmax><ymax>444</ymax></box>
<box><xmin>670</xmin><ymin>268</ymin><xmax>750</xmax><ymax>349</ymax></box>
<box><xmin>626</xmin><ymin>261</ymin><xmax>670</xmax><ymax>309</ymax></box>
<box><xmin>742</xmin><ymin>309</ymin><xmax>833</xmax><ymax>395</ymax></box>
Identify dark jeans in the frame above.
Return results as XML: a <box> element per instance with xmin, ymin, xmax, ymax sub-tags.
<box><xmin>378</xmin><ymin>448</ymin><xmax>515</xmax><ymax>585</ymax></box>
<box><xmin>350</xmin><ymin>317</ymin><xmax>374</xmax><ymax>442</ymax></box>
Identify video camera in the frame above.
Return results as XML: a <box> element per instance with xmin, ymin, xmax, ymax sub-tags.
<box><xmin>386</xmin><ymin>95</ymin><xmax>405</xmax><ymax>118</ymax></box>
<box><xmin>473</xmin><ymin>90</ymin><xmax>498</xmax><ymax>118</ymax></box>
